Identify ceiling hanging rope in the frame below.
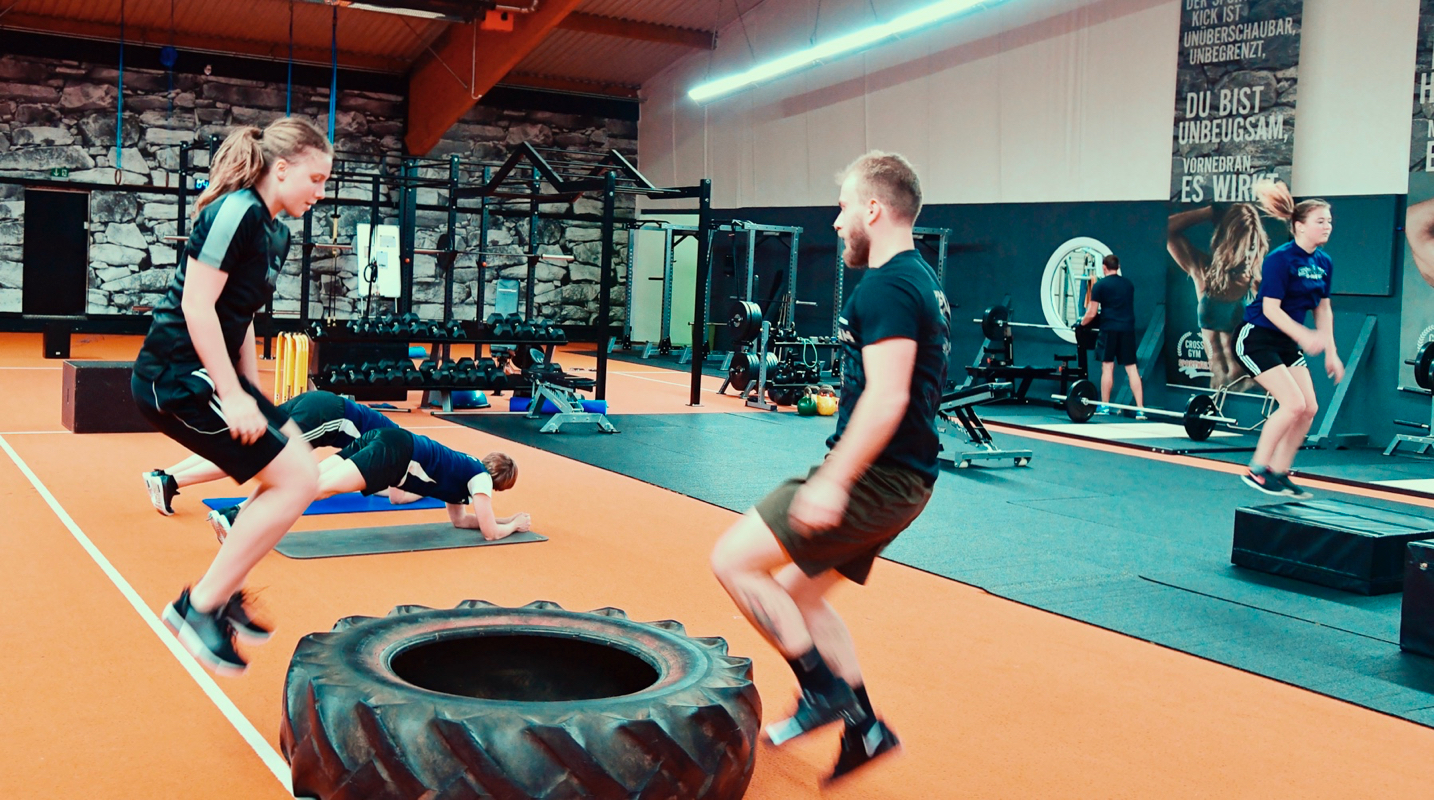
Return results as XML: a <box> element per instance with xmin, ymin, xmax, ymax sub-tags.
<box><xmin>115</xmin><ymin>0</ymin><xmax>125</xmax><ymax>184</ymax></box>
<box><xmin>160</xmin><ymin>0</ymin><xmax>178</xmax><ymax>118</ymax></box>
<box><xmin>286</xmin><ymin>0</ymin><xmax>294</xmax><ymax>116</ymax></box>
<box><xmin>328</xmin><ymin>5</ymin><xmax>338</xmax><ymax>141</ymax></box>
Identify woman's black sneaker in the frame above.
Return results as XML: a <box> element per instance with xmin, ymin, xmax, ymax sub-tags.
<box><xmin>1241</xmin><ymin>466</ymin><xmax>1291</xmax><ymax>496</ymax></box>
<box><xmin>207</xmin><ymin>505</ymin><xmax>240</xmax><ymax>544</ymax></box>
<box><xmin>1275</xmin><ymin>473</ymin><xmax>1313</xmax><ymax>499</ymax></box>
<box><xmin>223</xmin><ymin>590</ymin><xmax>273</xmax><ymax>645</ymax></box>
<box><xmin>143</xmin><ymin>470</ymin><xmax>179</xmax><ymax>516</ymax></box>
<box><xmin>161</xmin><ymin>588</ymin><xmax>247</xmax><ymax>677</ymax></box>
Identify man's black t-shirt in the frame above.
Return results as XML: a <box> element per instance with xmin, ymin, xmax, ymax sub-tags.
<box><xmin>1090</xmin><ymin>273</ymin><xmax>1135</xmax><ymax>332</ymax></box>
<box><xmin>828</xmin><ymin>249</ymin><xmax>950</xmax><ymax>484</ymax></box>
<box><xmin>134</xmin><ymin>188</ymin><xmax>290</xmax><ymax>381</ymax></box>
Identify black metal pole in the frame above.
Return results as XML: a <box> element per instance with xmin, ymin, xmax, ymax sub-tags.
<box><xmin>525</xmin><ymin>166</ymin><xmax>539</xmax><ymax>319</ymax></box>
<box><xmin>596</xmin><ymin>171</ymin><xmax>617</xmax><ymax>402</ymax></box>
<box><xmin>300</xmin><ymin>209</ymin><xmax>313</xmax><ymax>322</ymax></box>
<box><xmin>398</xmin><ymin>161</ymin><xmax>417</xmax><ymax>315</ymax></box>
<box><xmin>443</xmin><ymin>155</ymin><xmax>459</xmax><ymax>323</ymax></box>
<box><xmin>476</xmin><ymin>166</ymin><xmax>490</xmax><ymax>321</ymax></box>
<box><xmin>176</xmin><ymin>143</ymin><xmax>190</xmax><ymax>239</ymax></box>
<box><xmin>690</xmin><ymin>179</ymin><xmax>712</xmax><ymax>406</ymax></box>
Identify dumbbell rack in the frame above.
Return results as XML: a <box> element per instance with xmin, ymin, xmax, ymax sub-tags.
<box><xmin>307</xmin><ymin>320</ymin><xmax>562</xmax><ymax>413</ymax></box>
<box><xmin>1388</xmin><ymin>342</ymin><xmax>1434</xmax><ymax>456</ymax></box>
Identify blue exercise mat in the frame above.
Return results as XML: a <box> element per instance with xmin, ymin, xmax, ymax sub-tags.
<box><xmin>202</xmin><ymin>492</ymin><xmax>446</xmax><ymax>515</ymax></box>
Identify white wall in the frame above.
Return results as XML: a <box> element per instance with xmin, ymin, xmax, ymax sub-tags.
<box><xmin>639</xmin><ymin>0</ymin><xmax>1420</xmax><ymax>208</ymax></box>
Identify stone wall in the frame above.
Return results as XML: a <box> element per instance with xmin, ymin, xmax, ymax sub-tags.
<box><xmin>0</xmin><ymin>53</ymin><xmax>637</xmax><ymax>323</ymax></box>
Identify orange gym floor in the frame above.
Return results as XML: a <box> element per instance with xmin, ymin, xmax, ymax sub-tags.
<box><xmin>4</xmin><ymin>331</ymin><xmax>1434</xmax><ymax>799</ymax></box>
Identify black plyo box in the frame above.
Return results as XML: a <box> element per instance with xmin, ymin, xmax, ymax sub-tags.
<box><xmin>1401</xmin><ymin>540</ymin><xmax>1434</xmax><ymax>657</ymax></box>
<box><xmin>1232</xmin><ymin>500</ymin><xmax>1434</xmax><ymax>595</ymax></box>
<box><xmin>61</xmin><ymin>360</ymin><xmax>154</xmax><ymax>434</ymax></box>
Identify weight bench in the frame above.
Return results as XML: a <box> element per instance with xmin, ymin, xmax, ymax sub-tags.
<box><xmin>937</xmin><ymin>381</ymin><xmax>1032</xmax><ymax>468</ymax></box>
<box><xmin>526</xmin><ymin>369</ymin><xmax>618</xmax><ymax>434</ymax></box>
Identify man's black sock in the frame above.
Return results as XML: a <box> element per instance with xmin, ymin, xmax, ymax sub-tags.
<box><xmin>786</xmin><ymin>648</ymin><xmax>840</xmax><ymax>695</ymax></box>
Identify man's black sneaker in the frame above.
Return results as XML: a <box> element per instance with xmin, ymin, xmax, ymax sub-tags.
<box><xmin>144</xmin><ymin>470</ymin><xmax>179</xmax><ymax>516</ymax></box>
<box><xmin>826</xmin><ymin>720</ymin><xmax>902</xmax><ymax>784</ymax></box>
<box><xmin>763</xmin><ymin>681</ymin><xmax>867</xmax><ymax>746</ymax></box>
<box><xmin>161</xmin><ymin>588</ymin><xmax>247</xmax><ymax>677</ymax></box>
<box><xmin>207</xmin><ymin>505</ymin><xmax>240</xmax><ymax>544</ymax></box>
<box><xmin>1275</xmin><ymin>472</ymin><xmax>1313</xmax><ymax>499</ymax></box>
<box><xmin>1241</xmin><ymin>467</ymin><xmax>1291</xmax><ymax>496</ymax></box>
<box><xmin>223</xmin><ymin>591</ymin><xmax>273</xmax><ymax>645</ymax></box>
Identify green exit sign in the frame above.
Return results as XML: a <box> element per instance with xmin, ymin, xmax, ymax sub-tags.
<box><xmin>49</xmin><ymin>167</ymin><xmax>69</xmax><ymax>178</ymax></box>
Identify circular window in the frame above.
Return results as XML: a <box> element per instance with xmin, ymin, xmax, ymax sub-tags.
<box><xmin>1041</xmin><ymin>237</ymin><xmax>1111</xmax><ymax>343</ymax></box>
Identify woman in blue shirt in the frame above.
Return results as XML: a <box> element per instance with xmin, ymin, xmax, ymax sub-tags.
<box><xmin>1233</xmin><ymin>181</ymin><xmax>1344</xmax><ymax>497</ymax></box>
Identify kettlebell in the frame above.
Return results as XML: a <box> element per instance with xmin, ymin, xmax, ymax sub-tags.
<box><xmin>796</xmin><ymin>390</ymin><xmax>819</xmax><ymax>417</ymax></box>
<box><xmin>815</xmin><ymin>393</ymin><xmax>838</xmax><ymax>416</ymax></box>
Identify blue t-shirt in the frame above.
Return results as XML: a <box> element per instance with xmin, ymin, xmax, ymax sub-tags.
<box><xmin>1089</xmin><ymin>274</ymin><xmax>1135</xmax><ymax>332</ymax></box>
<box><xmin>397</xmin><ymin>433</ymin><xmax>490</xmax><ymax>504</ymax></box>
<box><xmin>1244</xmin><ymin>240</ymin><xmax>1332</xmax><ymax>329</ymax></box>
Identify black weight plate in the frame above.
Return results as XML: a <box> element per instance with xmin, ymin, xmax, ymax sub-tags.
<box><xmin>981</xmin><ymin>305</ymin><xmax>1009</xmax><ymax>340</ymax></box>
<box><xmin>729</xmin><ymin>300</ymin><xmax>762</xmax><ymax>342</ymax></box>
<box><xmin>1416</xmin><ymin>341</ymin><xmax>1434</xmax><ymax>391</ymax></box>
<box><xmin>1183</xmin><ymin>394</ymin><xmax>1218</xmax><ymax>441</ymax></box>
<box><xmin>1065</xmin><ymin>380</ymin><xmax>1098</xmax><ymax>423</ymax></box>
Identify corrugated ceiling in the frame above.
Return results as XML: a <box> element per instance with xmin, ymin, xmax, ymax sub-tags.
<box><xmin>0</xmin><ymin>0</ymin><xmax>753</xmax><ymax>93</ymax></box>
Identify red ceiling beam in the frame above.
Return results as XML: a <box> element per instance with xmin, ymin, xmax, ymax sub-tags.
<box><xmin>556</xmin><ymin>12</ymin><xmax>714</xmax><ymax>50</ymax></box>
<box><xmin>405</xmin><ymin>0</ymin><xmax>586</xmax><ymax>156</ymax></box>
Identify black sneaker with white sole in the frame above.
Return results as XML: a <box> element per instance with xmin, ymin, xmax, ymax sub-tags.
<box><xmin>143</xmin><ymin>470</ymin><xmax>179</xmax><ymax>516</ymax></box>
<box><xmin>763</xmin><ymin>681</ymin><xmax>868</xmax><ymax>746</ymax></box>
<box><xmin>161</xmin><ymin>588</ymin><xmax>247</xmax><ymax>677</ymax></box>
<box><xmin>1241</xmin><ymin>466</ymin><xmax>1291</xmax><ymax>496</ymax></box>
<box><xmin>1275</xmin><ymin>472</ymin><xmax>1313</xmax><ymax>499</ymax></box>
<box><xmin>827</xmin><ymin>719</ymin><xmax>902</xmax><ymax>784</ymax></box>
<box><xmin>223</xmin><ymin>590</ymin><xmax>273</xmax><ymax>645</ymax></box>
<box><xmin>207</xmin><ymin>505</ymin><xmax>240</xmax><ymax>544</ymax></box>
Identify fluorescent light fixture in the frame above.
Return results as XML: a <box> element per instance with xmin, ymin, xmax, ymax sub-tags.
<box><xmin>689</xmin><ymin>0</ymin><xmax>1000</xmax><ymax>103</ymax></box>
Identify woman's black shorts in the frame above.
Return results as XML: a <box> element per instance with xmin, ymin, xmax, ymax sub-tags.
<box><xmin>336</xmin><ymin>428</ymin><xmax>415</xmax><ymax>495</ymax></box>
<box><xmin>1234</xmin><ymin>322</ymin><xmax>1306</xmax><ymax>376</ymax></box>
<box><xmin>132</xmin><ymin>365</ymin><xmax>292</xmax><ymax>484</ymax></box>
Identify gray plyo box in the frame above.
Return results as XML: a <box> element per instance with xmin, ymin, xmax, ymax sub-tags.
<box><xmin>277</xmin><ymin>524</ymin><xmax>546</xmax><ymax>559</ymax></box>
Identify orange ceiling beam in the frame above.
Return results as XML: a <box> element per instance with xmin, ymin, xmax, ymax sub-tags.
<box><xmin>0</xmin><ymin>11</ymin><xmax>408</xmax><ymax>72</ymax></box>
<box><xmin>404</xmin><ymin>0</ymin><xmax>586</xmax><ymax>156</ymax></box>
<box><xmin>556</xmin><ymin>12</ymin><xmax>714</xmax><ymax>50</ymax></box>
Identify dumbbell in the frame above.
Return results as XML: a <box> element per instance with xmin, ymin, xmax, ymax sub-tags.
<box><xmin>327</xmin><ymin>363</ymin><xmax>350</xmax><ymax>386</ymax></box>
<box><xmin>485</xmin><ymin>313</ymin><xmax>512</xmax><ymax>340</ymax></box>
<box><xmin>402</xmin><ymin>362</ymin><xmax>425</xmax><ymax>386</ymax></box>
<box><xmin>450</xmin><ymin>357</ymin><xmax>476</xmax><ymax>385</ymax></box>
<box><xmin>418</xmin><ymin>359</ymin><xmax>439</xmax><ymax>385</ymax></box>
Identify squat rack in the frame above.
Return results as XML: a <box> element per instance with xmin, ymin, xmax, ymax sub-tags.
<box><xmin>449</xmin><ymin>143</ymin><xmax>714</xmax><ymax>403</ymax></box>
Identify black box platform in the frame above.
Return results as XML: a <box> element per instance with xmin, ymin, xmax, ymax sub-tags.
<box><xmin>1401</xmin><ymin>540</ymin><xmax>1434</xmax><ymax>656</ymax></box>
<box><xmin>62</xmin><ymin>360</ymin><xmax>153</xmax><ymax>434</ymax></box>
<box><xmin>1232</xmin><ymin>500</ymin><xmax>1434</xmax><ymax>595</ymax></box>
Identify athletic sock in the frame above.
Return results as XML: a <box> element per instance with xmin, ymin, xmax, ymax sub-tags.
<box><xmin>847</xmin><ymin>683</ymin><xmax>878</xmax><ymax>735</ymax></box>
<box><xmin>786</xmin><ymin>648</ymin><xmax>841</xmax><ymax>695</ymax></box>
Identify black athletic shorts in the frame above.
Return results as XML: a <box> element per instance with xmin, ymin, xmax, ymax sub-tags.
<box><xmin>1096</xmin><ymin>330</ymin><xmax>1137</xmax><ymax>366</ymax></box>
<box><xmin>131</xmin><ymin>366</ymin><xmax>292</xmax><ymax>485</ymax></box>
<box><xmin>281</xmin><ymin>391</ymin><xmax>351</xmax><ymax>449</ymax></box>
<box><xmin>337</xmin><ymin>428</ymin><xmax>414</xmax><ymax>495</ymax></box>
<box><xmin>1234</xmin><ymin>322</ymin><xmax>1306</xmax><ymax>376</ymax></box>
<box><xmin>755</xmin><ymin>462</ymin><xmax>932</xmax><ymax>584</ymax></box>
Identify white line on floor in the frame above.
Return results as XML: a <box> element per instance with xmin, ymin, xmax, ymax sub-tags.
<box><xmin>0</xmin><ymin>435</ymin><xmax>295</xmax><ymax>796</ymax></box>
<box><xmin>609</xmin><ymin>370</ymin><xmax>733</xmax><ymax>395</ymax></box>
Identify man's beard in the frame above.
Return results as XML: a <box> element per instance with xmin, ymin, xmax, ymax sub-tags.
<box><xmin>843</xmin><ymin>224</ymin><xmax>871</xmax><ymax>268</ymax></box>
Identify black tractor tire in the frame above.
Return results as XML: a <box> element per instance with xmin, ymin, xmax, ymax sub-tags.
<box><xmin>280</xmin><ymin>600</ymin><xmax>760</xmax><ymax>800</ymax></box>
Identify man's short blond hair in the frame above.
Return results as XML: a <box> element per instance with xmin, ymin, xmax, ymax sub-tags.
<box><xmin>838</xmin><ymin>150</ymin><xmax>923</xmax><ymax>223</ymax></box>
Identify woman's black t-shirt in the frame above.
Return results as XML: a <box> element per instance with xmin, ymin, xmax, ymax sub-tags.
<box><xmin>134</xmin><ymin>188</ymin><xmax>290</xmax><ymax>381</ymax></box>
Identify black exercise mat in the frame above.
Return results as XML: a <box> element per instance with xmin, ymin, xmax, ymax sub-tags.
<box><xmin>276</xmin><ymin>524</ymin><xmax>546</xmax><ymax>559</ymax></box>
<box><xmin>440</xmin><ymin>408</ymin><xmax>1434</xmax><ymax>725</ymax></box>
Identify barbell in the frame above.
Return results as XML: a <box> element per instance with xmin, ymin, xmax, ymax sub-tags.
<box><xmin>974</xmin><ymin>305</ymin><xmax>1100</xmax><ymax>349</ymax></box>
<box><xmin>1053</xmin><ymin>379</ymin><xmax>1236</xmax><ymax>441</ymax></box>
<box><xmin>1405</xmin><ymin>341</ymin><xmax>1434</xmax><ymax>391</ymax></box>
